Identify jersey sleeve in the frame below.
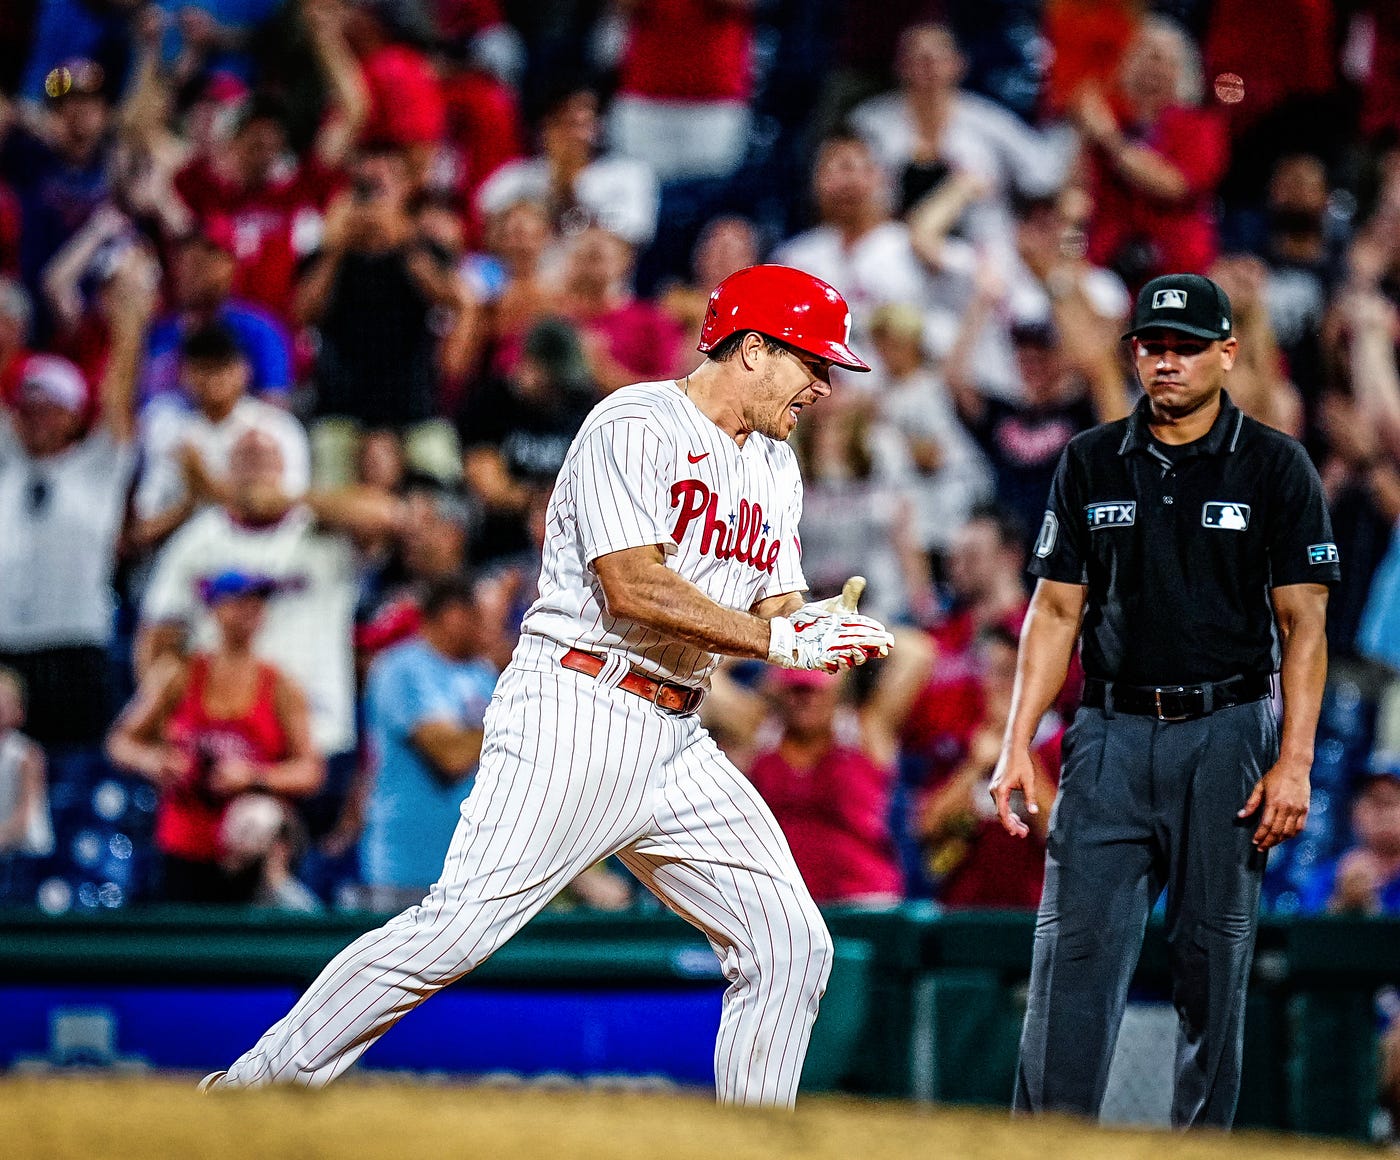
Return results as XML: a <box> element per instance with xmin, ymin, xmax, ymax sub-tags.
<box><xmin>571</xmin><ymin>415</ymin><xmax>677</xmax><ymax>566</ymax></box>
<box><xmin>1027</xmin><ymin>444</ymin><xmax>1090</xmax><ymax>585</ymax></box>
<box><xmin>759</xmin><ymin>452</ymin><xmax>808</xmax><ymax>600</ymax></box>
<box><xmin>1266</xmin><ymin>441</ymin><xmax>1341</xmax><ymax>587</ymax></box>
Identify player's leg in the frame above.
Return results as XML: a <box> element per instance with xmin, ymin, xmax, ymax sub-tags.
<box><xmin>620</xmin><ymin>728</ymin><xmax>833</xmax><ymax>1109</ymax></box>
<box><xmin>1161</xmin><ymin>700</ymin><xmax>1273</xmax><ymax>1128</ymax></box>
<box><xmin>1014</xmin><ymin>708</ymin><xmax>1162</xmax><ymax>1118</ymax></box>
<box><xmin>216</xmin><ymin>665</ymin><xmax>673</xmax><ymax>1088</ymax></box>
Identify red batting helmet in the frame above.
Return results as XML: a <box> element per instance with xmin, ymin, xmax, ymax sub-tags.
<box><xmin>697</xmin><ymin>265</ymin><xmax>871</xmax><ymax>372</ymax></box>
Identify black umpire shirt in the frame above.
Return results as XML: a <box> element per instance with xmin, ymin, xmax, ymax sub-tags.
<box><xmin>1028</xmin><ymin>391</ymin><xmax>1341</xmax><ymax>685</ymax></box>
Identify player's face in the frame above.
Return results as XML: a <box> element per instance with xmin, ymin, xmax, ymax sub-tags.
<box><xmin>748</xmin><ymin>345</ymin><xmax>833</xmax><ymax>440</ymax></box>
<box><xmin>1132</xmin><ymin>330</ymin><xmax>1237</xmax><ymax>419</ymax></box>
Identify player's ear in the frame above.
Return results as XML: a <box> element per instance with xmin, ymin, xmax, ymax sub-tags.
<box><xmin>739</xmin><ymin>331</ymin><xmax>767</xmax><ymax>371</ymax></box>
<box><xmin>1219</xmin><ymin>336</ymin><xmax>1239</xmax><ymax>371</ymax></box>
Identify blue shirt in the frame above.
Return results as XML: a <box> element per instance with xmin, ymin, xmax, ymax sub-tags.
<box><xmin>1294</xmin><ymin>854</ymin><xmax>1400</xmax><ymax>915</ymax></box>
<box><xmin>361</xmin><ymin>638</ymin><xmax>498</xmax><ymax>890</ymax></box>
<box><xmin>142</xmin><ymin>301</ymin><xmax>293</xmax><ymax>407</ymax></box>
<box><xmin>0</xmin><ymin>127</ymin><xmax>110</xmax><ymax>292</ymax></box>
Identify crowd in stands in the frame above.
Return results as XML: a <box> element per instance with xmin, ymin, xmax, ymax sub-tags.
<box><xmin>0</xmin><ymin>0</ymin><xmax>1399</xmax><ymax>931</ymax></box>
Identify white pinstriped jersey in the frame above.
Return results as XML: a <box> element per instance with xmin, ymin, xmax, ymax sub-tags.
<box><xmin>520</xmin><ymin>379</ymin><xmax>807</xmax><ymax>686</ymax></box>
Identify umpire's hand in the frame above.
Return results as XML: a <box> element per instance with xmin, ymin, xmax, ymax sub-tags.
<box><xmin>990</xmin><ymin>745</ymin><xmax>1040</xmax><ymax>839</ymax></box>
<box><xmin>1238</xmin><ymin>756</ymin><xmax>1312</xmax><ymax>851</ymax></box>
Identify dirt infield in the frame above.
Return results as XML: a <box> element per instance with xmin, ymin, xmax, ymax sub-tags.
<box><xmin>0</xmin><ymin>1076</ymin><xmax>1376</xmax><ymax>1160</ymax></box>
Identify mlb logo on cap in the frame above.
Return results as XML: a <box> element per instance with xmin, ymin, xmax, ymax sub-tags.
<box><xmin>1152</xmin><ymin>288</ymin><xmax>1188</xmax><ymax>309</ymax></box>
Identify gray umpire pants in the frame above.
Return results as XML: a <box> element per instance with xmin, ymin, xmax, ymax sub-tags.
<box><xmin>1013</xmin><ymin>697</ymin><xmax>1277</xmax><ymax>1127</ymax></box>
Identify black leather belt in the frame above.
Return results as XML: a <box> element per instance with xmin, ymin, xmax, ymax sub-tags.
<box><xmin>561</xmin><ymin>648</ymin><xmax>705</xmax><ymax>715</ymax></box>
<box><xmin>1082</xmin><ymin>673</ymin><xmax>1272</xmax><ymax>722</ymax></box>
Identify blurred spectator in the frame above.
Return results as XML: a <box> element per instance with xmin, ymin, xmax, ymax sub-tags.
<box><xmin>773</xmin><ymin>131</ymin><xmax>975</xmax><ymax>365</ymax></box>
<box><xmin>792</xmin><ymin>396</ymin><xmax>927</xmax><ymax>627</ymax></box>
<box><xmin>946</xmin><ymin>264</ymin><xmax>1131</xmax><ymax>540</ymax></box>
<box><xmin>341</xmin><ymin>0</ymin><xmax>445</xmax><ymax>187</ymax></box>
<box><xmin>848</xmin><ymin>23</ymin><xmax>1066</xmax><ymax>252</ymax></box>
<box><xmin>0</xmin><ymin>179</ymin><xmax>19</xmax><ymax>280</ymax></box>
<box><xmin>476</xmin><ymin>82</ymin><xmax>659</xmax><ymax>250</ymax></box>
<box><xmin>141</xmin><ymin>219</ymin><xmax>295</xmax><ymax>406</ymax></box>
<box><xmin>1320</xmin><ymin>291</ymin><xmax>1400</xmax><ymax>659</ymax></box>
<box><xmin>1004</xmin><ymin>191</ymin><xmax>1131</xmax><ymax>337</ymax></box>
<box><xmin>867</xmin><ymin>302</ymin><xmax>991</xmax><ymax>567</ymax></box>
<box><xmin>1347</xmin><ymin>2</ymin><xmax>1400</xmax><ymax>145</ymax></box>
<box><xmin>137</xmin><ymin>428</ymin><xmax>370</xmax><ymax>768</ymax></box>
<box><xmin>658</xmin><ymin>214</ymin><xmax>758</xmax><ymax>337</ymax></box>
<box><xmin>0</xmin><ymin>277</ymin><xmax>34</xmax><ymax>403</ymax></box>
<box><xmin>299</xmin><ymin>145</ymin><xmax>464</xmax><ymax>486</ymax></box>
<box><xmin>1297</xmin><ymin>771</ymin><xmax>1400</xmax><ymax>915</ymax></box>
<box><xmin>1255</xmin><ymin>154</ymin><xmax>1343</xmax><ymax>397</ymax></box>
<box><xmin>461</xmin><ymin>317</ymin><xmax>594</xmax><ymax>564</ymax></box>
<box><xmin>355</xmin><ymin>478</ymin><xmax>475</xmax><ymax>665</ymax></box>
<box><xmin>19</xmin><ymin>0</ymin><xmax>143</xmax><ymax>107</ymax></box>
<box><xmin>921</xmin><ymin>503</ymin><xmax>1030</xmax><ymax>664</ymax></box>
<box><xmin>1208</xmin><ymin>253</ymin><xmax>1304</xmax><ymax>435</ymax></box>
<box><xmin>436</xmin><ymin>34</ymin><xmax>524</xmax><ymax>210</ymax></box>
<box><xmin>608</xmin><ymin>0</ymin><xmax>755</xmax><ymax>183</ymax></box>
<box><xmin>0</xmin><ymin>59</ymin><xmax>116</xmax><ymax>299</ymax></box>
<box><xmin>0</xmin><ymin>252</ymin><xmax>152</xmax><ymax>749</ymax></box>
<box><xmin>711</xmin><ymin>630</ymin><xmax>933</xmax><ymax>907</ymax></box>
<box><xmin>431</xmin><ymin>0</ymin><xmax>525</xmax><ymax>91</ymax></box>
<box><xmin>1041</xmin><ymin>0</ymin><xmax>1139</xmax><ymax>119</ymax></box>
<box><xmin>0</xmin><ymin>667</ymin><xmax>54</xmax><ymax>883</ymax></box>
<box><xmin>475</xmin><ymin>197</ymin><xmax>560</xmax><ymax>376</ymax></box>
<box><xmin>357</xmin><ymin>574</ymin><xmax>497</xmax><ymax>909</ymax></box>
<box><xmin>1072</xmin><ymin>16</ymin><xmax>1228</xmax><ymax>288</ymax></box>
<box><xmin>108</xmin><ymin>569</ymin><xmax>324</xmax><ymax>906</ymax></box>
<box><xmin>132</xmin><ymin>321</ymin><xmax>311</xmax><ymax>552</ymax></box>
<box><xmin>915</xmin><ymin>623</ymin><xmax>1061</xmax><ymax>908</ymax></box>
<box><xmin>172</xmin><ymin>2</ymin><xmax>368</xmax><ymax>326</ymax></box>
<box><xmin>410</xmin><ymin>190</ymin><xmax>483</xmax><ymax>413</ymax></box>
<box><xmin>558</xmin><ymin>225</ymin><xmax>685</xmax><ymax>393</ymax></box>
<box><xmin>1203</xmin><ymin>0</ymin><xmax>1334</xmax><ymax>132</ymax></box>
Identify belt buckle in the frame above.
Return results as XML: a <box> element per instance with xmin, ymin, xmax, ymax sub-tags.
<box><xmin>1154</xmin><ymin>686</ymin><xmax>1194</xmax><ymax>722</ymax></box>
<box><xmin>651</xmin><ymin>676</ymin><xmax>702</xmax><ymax>716</ymax></box>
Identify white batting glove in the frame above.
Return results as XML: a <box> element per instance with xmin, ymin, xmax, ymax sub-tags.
<box><xmin>767</xmin><ymin>576</ymin><xmax>894</xmax><ymax>672</ymax></box>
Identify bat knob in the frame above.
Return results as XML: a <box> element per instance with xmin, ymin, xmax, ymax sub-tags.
<box><xmin>838</xmin><ymin>576</ymin><xmax>867</xmax><ymax>612</ymax></box>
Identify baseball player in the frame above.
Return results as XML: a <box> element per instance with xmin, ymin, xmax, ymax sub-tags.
<box><xmin>992</xmin><ymin>273</ymin><xmax>1338</xmax><ymax>1127</ymax></box>
<box><xmin>201</xmin><ymin>265</ymin><xmax>893</xmax><ymax>1107</ymax></box>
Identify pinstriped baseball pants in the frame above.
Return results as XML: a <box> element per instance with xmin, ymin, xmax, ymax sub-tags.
<box><xmin>218</xmin><ymin>640</ymin><xmax>834</xmax><ymax>1107</ymax></box>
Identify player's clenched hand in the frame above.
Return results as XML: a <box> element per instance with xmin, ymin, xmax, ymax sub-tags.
<box><xmin>989</xmin><ymin>744</ymin><xmax>1039</xmax><ymax>838</ymax></box>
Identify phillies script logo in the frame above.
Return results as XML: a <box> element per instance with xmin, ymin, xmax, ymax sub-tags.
<box><xmin>670</xmin><ymin>479</ymin><xmax>781</xmax><ymax>574</ymax></box>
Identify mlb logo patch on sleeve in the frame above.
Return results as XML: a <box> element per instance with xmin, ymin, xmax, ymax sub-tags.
<box><xmin>1202</xmin><ymin>502</ymin><xmax>1250</xmax><ymax>530</ymax></box>
<box><xmin>1308</xmin><ymin>542</ymin><xmax>1339</xmax><ymax>564</ymax></box>
<box><xmin>1085</xmin><ymin>501</ymin><xmax>1136</xmax><ymax>529</ymax></box>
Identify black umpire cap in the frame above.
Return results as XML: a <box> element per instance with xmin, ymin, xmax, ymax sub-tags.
<box><xmin>1122</xmin><ymin>273</ymin><xmax>1233</xmax><ymax>341</ymax></box>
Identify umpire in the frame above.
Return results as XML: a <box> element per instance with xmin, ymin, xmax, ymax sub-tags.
<box><xmin>990</xmin><ymin>273</ymin><xmax>1339</xmax><ymax>1127</ymax></box>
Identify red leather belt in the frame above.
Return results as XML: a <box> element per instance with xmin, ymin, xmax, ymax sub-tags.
<box><xmin>560</xmin><ymin>648</ymin><xmax>704</xmax><ymax>715</ymax></box>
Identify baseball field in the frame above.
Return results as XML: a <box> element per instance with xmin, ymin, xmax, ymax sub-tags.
<box><xmin>0</xmin><ymin>1076</ymin><xmax>1378</xmax><ymax>1160</ymax></box>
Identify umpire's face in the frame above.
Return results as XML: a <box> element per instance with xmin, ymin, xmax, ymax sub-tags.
<box><xmin>1131</xmin><ymin>329</ymin><xmax>1239</xmax><ymax>420</ymax></box>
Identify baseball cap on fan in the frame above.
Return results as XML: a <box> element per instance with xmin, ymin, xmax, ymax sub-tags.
<box><xmin>1122</xmin><ymin>274</ymin><xmax>1234</xmax><ymax>342</ymax></box>
<box><xmin>19</xmin><ymin>354</ymin><xmax>89</xmax><ymax>413</ymax></box>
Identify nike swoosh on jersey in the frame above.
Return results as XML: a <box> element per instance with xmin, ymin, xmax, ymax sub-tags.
<box><xmin>687</xmin><ymin>451</ymin><xmax>710</xmax><ymax>463</ymax></box>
